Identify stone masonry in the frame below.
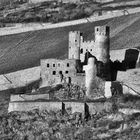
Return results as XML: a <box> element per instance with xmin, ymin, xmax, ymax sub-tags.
<box><xmin>40</xmin><ymin>26</ymin><xmax>110</xmax><ymax>96</ymax></box>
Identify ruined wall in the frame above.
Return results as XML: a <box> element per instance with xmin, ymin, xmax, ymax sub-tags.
<box><xmin>80</xmin><ymin>40</ymin><xmax>96</xmax><ymax>63</ymax></box>
<box><xmin>94</xmin><ymin>26</ymin><xmax>110</xmax><ymax>63</ymax></box>
<box><xmin>64</xmin><ymin>102</ymin><xmax>85</xmax><ymax>115</ymax></box>
<box><xmin>0</xmin><ymin>27</ymin><xmax>139</xmax><ymax>92</ymax></box>
<box><xmin>40</xmin><ymin>59</ymin><xmax>82</xmax><ymax>87</ymax></box>
<box><xmin>71</xmin><ymin>26</ymin><xmax>111</xmax><ymax>82</ymax></box>
<box><xmin>69</xmin><ymin>31</ymin><xmax>97</xmax><ymax>63</ymax></box>
<box><xmin>86</xmin><ymin>101</ymin><xmax>113</xmax><ymax>115</ymax></box>
<box><xmin>110</xmin><ymin>48</ymin><xmax>140</xmax><ymax>68</ymax></box>
<box><xmin>70</xmin><ymin>26</ymin><xmax>110</xmax><ymax>64</ymax></box>
<box><xmin>8</xmin><ymin>101</ymin><xmax>62</xmax><ymax>112</ymax></box>
<box><xmin>69</xmin><ymin>31</ymin><xmax>81</xmax><ymax>60</ymax></box>
<box><xmin>0</xmin><ymin>47</ymin><xmax>138</xmax><ymax>92</ymax></box>
<box><xmin>8</xmin><ymin>100</ymin><xmax>113</xmax><ymax>116</ymax></box>
<box><xmin>10</xmin><ymin>94</ymin><xmax>49</xmax><ymax>102</ymax></box>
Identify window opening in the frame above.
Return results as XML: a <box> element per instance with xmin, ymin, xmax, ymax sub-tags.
<box><xmin>52</xmin><ymin>71</ymin><xmax>56</xmax><ymax>75</ymax></box>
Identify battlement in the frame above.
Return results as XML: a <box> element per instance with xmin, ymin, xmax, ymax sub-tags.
<box><xmin>68</xmin><ymin>26</ymin><xmax>110</xmax><ymax>63</ymax></box>
<box><xmin>69</xmin><ymin>30</ymin><xmax>83</xmax><ymax>34</ymax></box>
<box><xmin>95</xmin><ymin>26</ymin><xmax>110</xmax><ymax>36</ymax></box>
<box><xmin>69</xmin><ymin>31</ymin><xmax>81</xmax><ymax>39</ymax></box>
<box><xmin>82</xmin><ymin>40</ymin><xmax>95</xmax><ymax>44</ymax></box>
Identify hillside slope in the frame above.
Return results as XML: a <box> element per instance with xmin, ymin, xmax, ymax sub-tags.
<box><xmin>0</xmin><ymin>12</ymin><xmax>140</xmax><ymax>74</ymax></box>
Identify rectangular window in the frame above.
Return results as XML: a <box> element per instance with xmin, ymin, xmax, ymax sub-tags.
<box><xmin>53</xmin><ymin>64</ymin><xmax>55</xmax><ymax>67</ymax></box>
<box><xmin>80</xmin><ymin>49</ymin><xmax>83</xmax><ymax>54</ymax></box>
<box><xmin>59</xmin><ymin>71</ymin><xmax>62</xmax><ymax>74</ymax></box>
<box><xmin>65</xmin><ymin>71</ymin><xmax>68</xmax><ymax>74</ymax></box>
<box><xmin>67</xmin><ymin>63</ymin><xmax>69</xmax><ymax>67</ymax></box>
<box><xmin>47</xmin><ymin>64</ymin><xmax>49</xmax><ymax>67</ymax></box>
<box><xmin>52</xmin><ymin>71</ymin><xmax>56</xmax><ymax>75</ymax></box>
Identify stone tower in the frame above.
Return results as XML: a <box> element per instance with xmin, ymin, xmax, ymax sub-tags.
<box><xmin>68</xmin><ymin>31</ymin><xmax>81</xmax><ymax>60</ymax></box>
<box><xmin>95</xmin><ymin>26</ymin><xmax>110</xmax><ymax>63</ymax></box>
<box><xmin>83</xmin><ymin>57</ymin><xmax>97</xmax><ymax>96</ymax></box>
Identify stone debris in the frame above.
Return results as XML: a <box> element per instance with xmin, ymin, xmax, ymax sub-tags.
<box><xmin>53</xmin><ymin>84</ymin><xmax>86</xmax><ymax>100</ymax></box>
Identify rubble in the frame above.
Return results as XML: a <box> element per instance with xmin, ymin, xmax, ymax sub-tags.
<box><xmin>53</xmin><ymin>84</ymin><xmax>86</xmax><ymax>100</ymax></box>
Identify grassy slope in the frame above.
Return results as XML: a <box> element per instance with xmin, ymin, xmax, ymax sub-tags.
<box><xmin>0</xmin><ymin>12</ymin><xmax>140</xmax><ymax>74</ymax></box>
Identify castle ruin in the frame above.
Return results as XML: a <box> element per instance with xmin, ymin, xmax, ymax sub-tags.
<box><xmin>8</xmin><ymin>25</ymin><xmax>140</xmax><ymax>113</ymax></box>
<box><xmin>40</xmin><ymin>26</ymin><xmax>111</xmax><ymax>96</ymax></box>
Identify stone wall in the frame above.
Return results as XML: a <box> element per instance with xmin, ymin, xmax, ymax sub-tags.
<box><xmin>80</xmin><ymin>40</ymin><xmax>95</xmax><ymax>63</ymax></box>
<box><xmin>64</xmin><ymin>102</ymin><xmax>85</xmax><ymax>115</ymax></box>
<box><xmin>86</xmin><ymin>101</ymin><xmax>113</xmax><ymax>115</ymax></box>
<box><xmin>10</xmin><ymin>94</ymin><xmax>49</xmax><ymax>102</ymax></box>
<box><xmin>70</xmin><ymin>26</ymin><xmax>110</xmax><ymax>64</ymax></box>
<box><xmin>110</xmin><ymin>48</ymin><xmax>140</xmax><ymax>68</ymax></box>
<box><xmin>8</xmin><ymin>100</ymin><xmax>113</xmax><ymax>116</ymax></box>
<box><xmin>8</xmin><ymin>101</ymin><xmax>62</xmax><ymax>112</ymax></box>
<box><xmin>40</xmin><ymin>59</ymin><xmax>82</xmax><ymax>87</ymax></box>
<box><xmin>0</xmin><ymin>48</ymin><xmax>138</xmax><ymax>92</ymax></box>
<box><xmin>69</xmin><ymin>31</ymin><xmax>81</xmax><ymax>60</ymax></box>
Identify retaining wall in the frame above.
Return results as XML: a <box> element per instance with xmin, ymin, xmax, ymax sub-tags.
<box><xmin>8</xmin><ymin>101</ymin><xmax>62</xmax><ymax>112</ymax></box>
<box><xmin>86</xmin><ymin>102</ymin><xmax>113</xmax><ymax>115</ymax></box>
<box><xmin>8</xmin><ymin>100</ymin><xmax>113</xmax><ymax>116</ymax></box>
<box><xmin>64</xmin><ymin>102</ymin><xmax>85</xmax><ymax>115</ymax></box>
<box><xmin>10</xmin><ymin>94</ymin><xmax>49</xmax><ymax>102</ymax></box>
